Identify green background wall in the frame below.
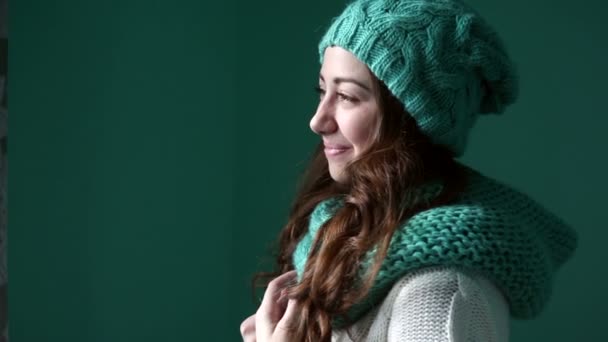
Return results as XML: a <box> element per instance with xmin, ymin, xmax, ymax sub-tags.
<box><xmin>8</xmin><ymin>0</ymin><xmax>605</xmax><ymax>341</ymax></box>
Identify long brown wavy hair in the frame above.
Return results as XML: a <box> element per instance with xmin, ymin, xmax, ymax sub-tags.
<box><xmin>252</xmin><ymin>75</ymin><xmax>469</xmax><ymax>341</ymax></box>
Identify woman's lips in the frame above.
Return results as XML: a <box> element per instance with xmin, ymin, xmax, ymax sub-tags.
<box><xmin>324</xmin><ymin>146</ymin><xmax>350</xmax><ymax>156</ymax></box>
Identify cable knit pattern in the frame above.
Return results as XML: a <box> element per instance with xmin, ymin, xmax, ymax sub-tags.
<box><xmin>292</xmin><ymin>164</ymin><xmax>578</xmax><ymax>329</ymax></box>
<box><xmin>318</xmin><ymin>0</ymin><xmax>518</xmax><ymax>157</ymax></box>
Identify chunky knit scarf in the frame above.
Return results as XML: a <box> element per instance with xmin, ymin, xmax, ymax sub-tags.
<box><xmin>292</xmin><ymin>165</ymin><xmax>578</xmax><ymax>328</ymax></box>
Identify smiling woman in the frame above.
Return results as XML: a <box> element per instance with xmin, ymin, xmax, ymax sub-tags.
<box><xmin>241</xmin><ymin>0</ymin><xmax>579</xmax><ymax>341</ymax></box>
<box><xmin>311</xmin><ymin>46</ymin><xmax>383</xmax><ymax>184</ymax></box>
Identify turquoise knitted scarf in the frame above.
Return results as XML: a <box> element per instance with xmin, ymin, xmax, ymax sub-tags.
<box><xmin>292</xmin><ymin>165</ymin><xmax>578</xmax><ymax>328</ymax></box>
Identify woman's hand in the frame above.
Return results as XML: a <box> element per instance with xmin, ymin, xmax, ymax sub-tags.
<box><xmin>240</xmin><ymin>271</ymin><xmax>300</xmax><ymax>342</ymax></box>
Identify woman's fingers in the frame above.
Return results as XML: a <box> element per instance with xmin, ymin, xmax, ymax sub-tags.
<box><xmin>264</xmin><ymin>271</ymin><xmax>297</xmax><ymax>302</ymax></box>
<box><xmin>256</xmin><ymin>271</ymin><xmax>298</xmax><ymax>339</ymax></box>
<box><xmin>259</xmin><ymin>271</ymin><xmax>297</xmax><ymax>314</ymax></box>
<box><xmin>274</xmin><ymin>299</ymin><xmax>300</xmax><ymax>338</ymax></box>
<box><xmin>240</xmin><ymin>313</ymin><xmax>256</xmax><ymax>342</ymax></box>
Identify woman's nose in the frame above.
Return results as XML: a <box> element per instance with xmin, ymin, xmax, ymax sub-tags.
<box><xmin>309</xmin><ymin>100</ymin><xmax>336</xmax><ymax>135</ymax></box>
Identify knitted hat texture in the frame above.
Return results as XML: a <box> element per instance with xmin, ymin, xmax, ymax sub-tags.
<box><xmin>318</xmin><ymin>0</ymin><xmax>519</xmax><ymax>157</ymax></box>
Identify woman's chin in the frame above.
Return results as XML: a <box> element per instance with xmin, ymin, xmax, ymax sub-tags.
<box><xmin>329</xmin><ymin>166</ymin><xmax>348</xmax><ymax>184</ymax></box>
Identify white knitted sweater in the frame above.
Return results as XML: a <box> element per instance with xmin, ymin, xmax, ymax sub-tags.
<box><xmin>331</xmin><ymin>266</ymin><xmax>510</xmax><ymax>342</ymax></box>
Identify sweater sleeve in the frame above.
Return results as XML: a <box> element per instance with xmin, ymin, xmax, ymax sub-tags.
<box><xmin>386</xmin><ymin>267</ymin><xmax>510</xmax><ymax>342</ymax></box>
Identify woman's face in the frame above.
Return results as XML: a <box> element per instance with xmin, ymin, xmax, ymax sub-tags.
<box><xmin>310</xmin><ymin>46</ymin><xmax>382</xmax><ymax>184</ymax></box>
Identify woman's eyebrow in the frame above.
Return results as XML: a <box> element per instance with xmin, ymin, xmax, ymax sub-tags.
<box><xmin>319</xmin><ymin>74</ymin><xmax>371</xmax><ymax>92</ymax></box>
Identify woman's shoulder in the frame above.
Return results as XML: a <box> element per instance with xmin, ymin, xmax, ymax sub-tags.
<box><xmin>386</xmin><ymin>266</ymin><xmax>510</xmax><ymax>341</ymax></box>
<box><xmin>333</xmin><ymin>266</ymin><xmax>510</xmax><ymax>342</ymax></box>
<box><xmin>381</xmin><ymin>165</ymin><xmax>577</xmax><ymax>323</ymax></box>
<box><xmin>385</xmin><ymin>266</ymin><xmax>510</xmax><ymax>317</ymax></box>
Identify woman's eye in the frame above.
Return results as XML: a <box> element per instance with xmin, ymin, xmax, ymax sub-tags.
<box><xmin>314</xmin><ymin>86</ymin><xmax>325</xmax><ymax>99</ymax></box>
<box><xmin>338</xmin><ymin>93</ymin><xmax>356</xmax><ymax>103</ymax></box>
<box><xmin>314</xmin><ymin>86</ymin><xmax>356</xmax><ymax>103</ymax></box>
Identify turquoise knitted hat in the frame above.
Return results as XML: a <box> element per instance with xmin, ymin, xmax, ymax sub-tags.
<box><xmin>318</xmin><ymin>0</ymin><xmax>519</xmax><ymax>157</ymax></box>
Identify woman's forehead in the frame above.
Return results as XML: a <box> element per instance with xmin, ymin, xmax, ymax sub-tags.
<box><xmin>320</xmin><ymin>47</ymin><xmax>373</xmax><ymax>81</ymax></box>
